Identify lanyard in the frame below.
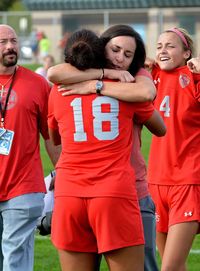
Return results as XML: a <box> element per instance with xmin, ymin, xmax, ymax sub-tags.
<box><xmin>0</xmin><ymin>68</ymin><xmax>17</xmax><ymax>128</ymax></box>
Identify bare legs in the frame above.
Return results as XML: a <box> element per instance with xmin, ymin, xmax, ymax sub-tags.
<box><xmin>58</xmin><ymin>250</ymin><xmax>97</xmax><ymax>271</ymax></box>
<box><xmin>105</xmin><ymin>245</ymin><xmax>144</xmax><ymax>271</ymax></box>
<box><xmin>58</xmin><ymin>245</ymin><xmax>144</xmax><ymax>271</ymax></box>
<box><xmin>157</xmin><ymin>222</ymin><xmax>199</xmax><ymax>271</ymax></box>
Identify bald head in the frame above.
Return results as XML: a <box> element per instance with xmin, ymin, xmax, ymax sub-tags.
<box><xmin>0</xmin><ymin>24</ymin><xmax>16</xmax><ymax>32</ymax></box>
<box><xmin>0</xmin><ymin>24</ymin><xmax>17</xmax><ymax>36</ymax></box>
<box><xmin>0</xmin><ymin>24</ymin><xmax>19</xmax><ymax>69</ymax></box>
<box><xmin>0</xmin><ymin>24</ymin><xmax>18</xmax><ymax>40</ymax></box>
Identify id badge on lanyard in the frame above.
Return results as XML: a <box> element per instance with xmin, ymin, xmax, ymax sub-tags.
<box><xmin>0</xmin><ymin>128</ymin><xmax>14</xmax><ymax>155</ymax></box>
<box><xmin>0</xmin><ymin>68</ymin><xmax>16</xmax><ymax>155</ymax></box>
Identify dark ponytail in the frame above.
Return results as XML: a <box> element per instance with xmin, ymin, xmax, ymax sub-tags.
<box><xmin>64</xmin><ymin>29</ymin><xmax>105</xmax><ymax>70</ymax></box>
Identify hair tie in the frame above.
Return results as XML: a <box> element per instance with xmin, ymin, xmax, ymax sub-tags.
<box><xmin>168</xmin><ymin>28</ymin><xmax>189</xmax><ymax>49</ymax></box>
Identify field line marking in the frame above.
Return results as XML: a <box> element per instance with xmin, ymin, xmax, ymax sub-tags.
<box><xmin>190</xmin><ymin>249</ymin><xmax>200</xmax><ymax>254</ymax></box>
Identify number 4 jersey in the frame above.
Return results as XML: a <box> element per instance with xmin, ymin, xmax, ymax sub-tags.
<box><xmin>48</xmin><ymin>82</ymin><xmax>154</xmax><ymax>199</ymax></box>
<box><xmin>148</xmin><ymin>65</ymin><xmax>200</xmax><ymax>185</ymax></box>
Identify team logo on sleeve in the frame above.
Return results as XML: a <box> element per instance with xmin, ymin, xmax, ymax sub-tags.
<box><xmin>153</xmin><ymin>77</ymin><xmax>160</xmax><ymax>85</ymax></box>
<box><xmin>184</xmin><ymin>211</ymin><xmax>193</xmax><ymax>217</ymax></box>
<box><xmin>155</xmin><ymin>212</ymin><xmax>160</xmax><ymax>222</ymax></box>
<box><xmin>179</xmin><ymin>74</ymin><xmax>190</xmax><ymax>88</ymax></box>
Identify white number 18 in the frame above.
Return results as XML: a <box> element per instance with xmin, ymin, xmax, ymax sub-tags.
<box><xmin>70</xmin><ymin>96</ymin><xmax>119</xmax><ymax>142</ymax></box>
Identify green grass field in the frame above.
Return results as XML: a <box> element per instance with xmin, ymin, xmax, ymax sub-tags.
<box><xmin>23</xmin><ymin>64</ymin><xmax>199</xmax><ymax>270</ymax></box>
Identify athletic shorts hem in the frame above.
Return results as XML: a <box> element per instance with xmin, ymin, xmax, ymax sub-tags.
<box><xmin>51</xmin><ymin>240</ymin><xmax>98</xmax><ymax>253</ymax></box>
<box><xmin>52</xmin><ymin>240</ymin><xmax>145</xmax><ymax>254</ymax></box>
<box><xmin>51</xmin><ymin>238</ymin><xmax>98</xmax><ymax>253</ymax></box>
<box><xmin>99</xmin><ymin>240</ymin><xmax>145</xmax><ymax>254</ymax></box>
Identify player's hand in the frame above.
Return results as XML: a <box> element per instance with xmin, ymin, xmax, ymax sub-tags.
<box><xmin>187</xmin><ymin>57</ymin><xmax>200</xmax><ymax>73</ymax></box>
<box><xmin>104</xmin><ymin>69</ymin><xmax>135</xmax><ymax>82</ymax></box>
<box><xmin>144</xmin><ymin>57</ymin><xmax>155</xmax><ymax>71</ymax></box>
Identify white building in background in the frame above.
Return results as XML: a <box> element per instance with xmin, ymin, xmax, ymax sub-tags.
<box><xmin>2</xmin><ymin>0</ymin><xmax>200</xmax><ymax>62</ymax></box>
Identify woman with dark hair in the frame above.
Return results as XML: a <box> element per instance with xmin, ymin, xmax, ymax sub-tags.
<box><xmin>48</xmin><ymin>28</ymin><xmax>164</xmax><ymax>271</ymax></box>
<box><xmin>100</xmin><ymin>24</ymin><xmax>146</xmax><ymax>76</ymax></box>
<box><xmin>48</xmin><ymin>25</ymin><xmax>165</xmax><ymax>271</ymax></box>
<box><xmin>48</xmin><ymin>25</ymin><xmax>156</xmax><ymax>102</ymax></box>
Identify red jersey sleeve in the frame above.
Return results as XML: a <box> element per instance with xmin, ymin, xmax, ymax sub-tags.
<box><xmin>133</xmin><ymin>101</ymin><xmax>154</xmax><ymax>124</ymax></box>
<box><xmin>136</xmin><ymin>68</ymin><xmax>153</xmax><ymax>80</ymax></box>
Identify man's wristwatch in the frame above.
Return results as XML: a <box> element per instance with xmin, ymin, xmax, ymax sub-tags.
<box><xmin>96</xmin><ymin>80</ymin><xmax>103</xmax><ymax>95</ymax></box>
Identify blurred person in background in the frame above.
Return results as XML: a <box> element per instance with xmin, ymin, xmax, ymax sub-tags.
<box><xmin>39</xmin><ymin>32</ymin><xmax>51</xmax><ymax>60</ymax></box>
<box><xmin>58</xmin><ymin>32</ymin><xmax>71</xmax><ymax>61</ymax></box>
<box><xmin>35</xmin><ymin>54</ymin><xmax>55</xmax><ymax>84</ymax></box>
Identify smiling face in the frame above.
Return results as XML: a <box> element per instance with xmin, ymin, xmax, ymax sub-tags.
<box><xmin>156</xmin><ymin>32</ymin><xmax>191</xmax><ymax>71</ymax></box>
<box><xmin>105</xmin><ymin>35</ymin><xmax>136</xmax><ymax>71</ymax></box>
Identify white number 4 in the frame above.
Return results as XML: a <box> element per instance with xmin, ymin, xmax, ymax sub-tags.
<box><xmin>159</xmin><ymin>95</ymin><xmax>170</xmax><ymax>117</ymax></box>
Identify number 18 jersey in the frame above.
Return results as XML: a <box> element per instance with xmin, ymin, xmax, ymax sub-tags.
<box><xmin>48</xmin><ymin>83</ymin><xmax>154</xmax><ymax>199</ymax></box>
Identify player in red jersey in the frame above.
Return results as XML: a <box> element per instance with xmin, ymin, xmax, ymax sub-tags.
<box><xmin>48</xmin><ymin>25</ymin><xmax>166</xmax><ymax>271</ymax></box>
<box><xmin>47</xmin><ymin>28</ymin><xmax>165</xmax><ymax>271</ymax></box>
<box><xmin>146</xmin><ymin>28</ymin><xmax>200</xmax><ymax>271</ymax></box>
<box><xmin>0</xmin><ymin>25</ymin><xmax>60</xmax><ymax>271</ymax></box>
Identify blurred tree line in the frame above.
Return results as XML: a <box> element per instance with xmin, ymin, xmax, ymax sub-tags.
<box><xmin>0</xmin><ymin>0</ymin><xmax>26</xmax><ymax>11</ymax></box>
<box><xmin>0</xmin><ymin>0</ymin><xmax>16</xmax><ymax>11</ymax></box>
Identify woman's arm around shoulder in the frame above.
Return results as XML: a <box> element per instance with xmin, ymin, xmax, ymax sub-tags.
<box><xmin>47</xmin><ymin>63</ymin><xmax>103</xmax><ymax>84</ymax></box>
<box><xmin>47</xmin><ymin>64</ymin><xmax>136</xmax><ymax>85</ymax></box>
